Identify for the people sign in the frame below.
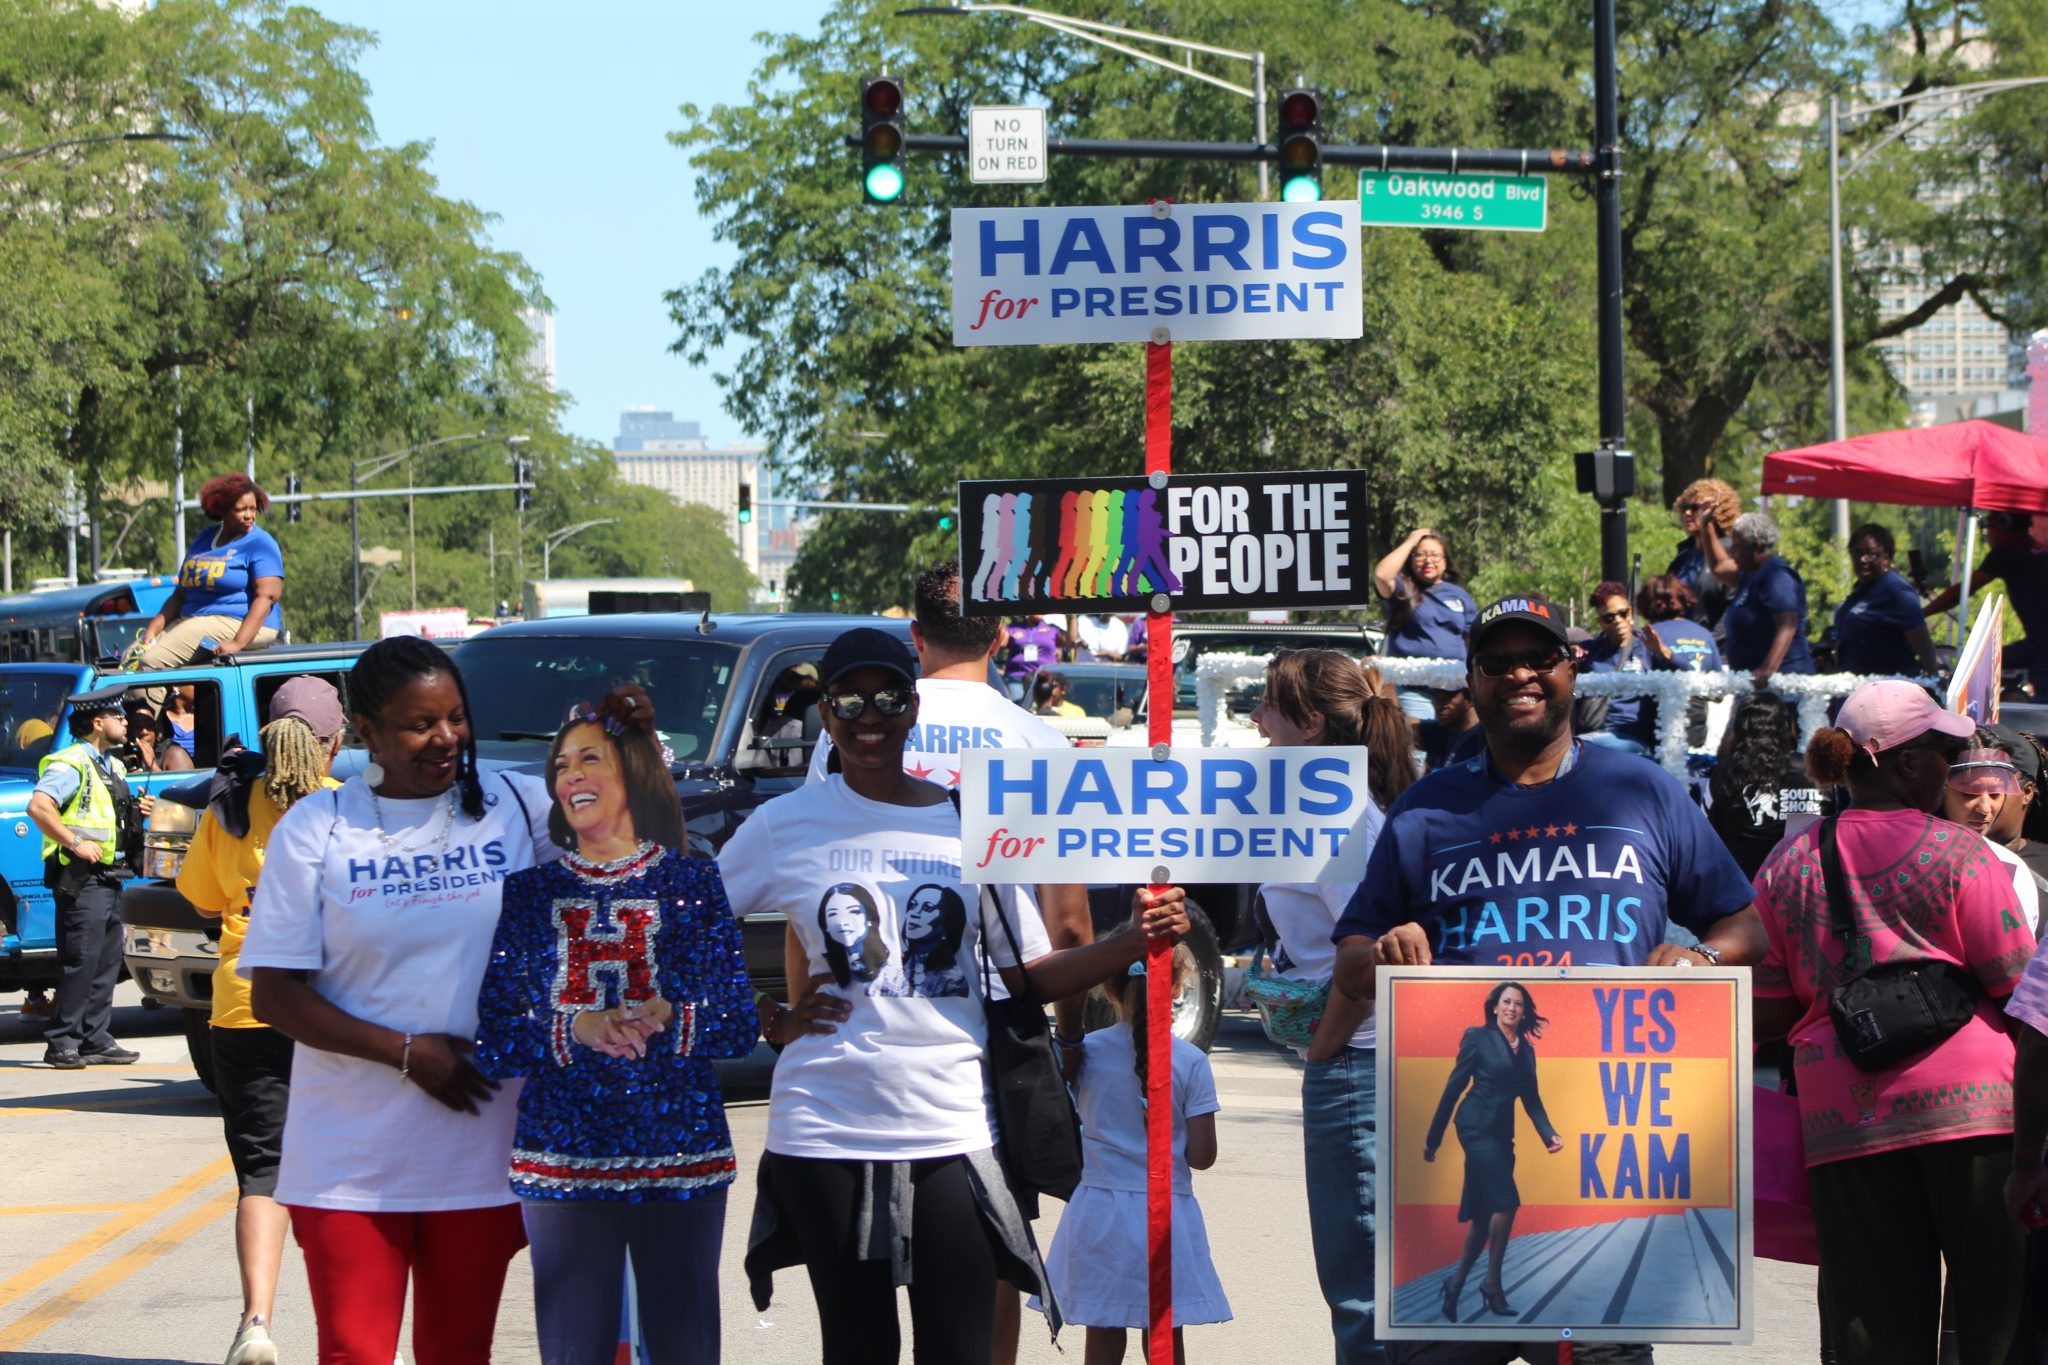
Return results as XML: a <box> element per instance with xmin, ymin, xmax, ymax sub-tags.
<box><xmin>951</xmin><ymin>201</ymin><xmax>1364</xmax><ymax>345</ymax></box>
<box><xmin>967</xmin><ymin>105</ymin><xmax>1046</xmax><ymax>184</ymax></box>
<box><xmin>957</xmin><ymin>470</ymin><xmax>1369</xmax><ymax>613</ymax></box>
<box><xmin>1376</xmin><ymin>967</ymin><xmax>1753</xmax><ymax>1344</ymax></box>
<box><xmin>957</xmin><ymin>747</ymin><xmax>1376</xmax><ymax>885</ymax></box>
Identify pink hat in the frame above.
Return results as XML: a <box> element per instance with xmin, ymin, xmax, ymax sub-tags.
<box><xmin>1835</xmin><ymin>680</ymin><xmax>1975</xmax><ymax>759</ymax></box>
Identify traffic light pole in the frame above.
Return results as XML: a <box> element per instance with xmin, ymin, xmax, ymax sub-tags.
<box><xmin>1592</xmin><ymin>0</ymin><xmax>1630</xmax><ymax>587</ymax></box>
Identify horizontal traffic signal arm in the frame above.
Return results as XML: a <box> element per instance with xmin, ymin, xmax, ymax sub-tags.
<box><xmin>838</xmin><ymin>133</ymin><xmax>1596</xmax><ymax>175</ymax></box>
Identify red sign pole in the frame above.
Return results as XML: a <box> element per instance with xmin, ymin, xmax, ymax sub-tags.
<box><xmin>1142</xmin><ymin>333</ymin><xmax>1175</xmax><ymax>1365</ymax></box>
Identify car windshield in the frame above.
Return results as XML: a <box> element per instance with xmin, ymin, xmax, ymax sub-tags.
<box><xmin>453</xmin><ymin>635</ymin><xmax>740</xmax><ymax>767</ymax></box>
<box><xmin>0</xmin><ymin>671</ymin><xmax>79</xmax><ymax>770</ymax></box>
<box><xmin>1061</xmin><ymin>668</ymin><xmax>1146</xmax><ymax>719</ymax></box>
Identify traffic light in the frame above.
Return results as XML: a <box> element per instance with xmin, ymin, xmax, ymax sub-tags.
<box><xmin>937</xmin><ymin>511</ymin><xmax>954</xmax><ymax>533</ymax></box>
<box><xmin>1277</xmin><ymin>89</ymin><xmax>1324</xmax><ymax>203</ymax></box>
<box><xmin>285</xmin><ymin>472</ymin><xmax>302</xmax><ymax>525</ymax></box>
<box><xmin>514</xmin><ymin>457</ymin><xmax>532</xmax><ymax>511</ymax></box>
<box><xmin>861</xmin><ymin>76</ymin><xmax>906</xmax><ymax>204</ymax></box>
<box><xmin>737</xmin><ymin>482</ymin><xmax>753</xmax><ymax>524</ymax></box>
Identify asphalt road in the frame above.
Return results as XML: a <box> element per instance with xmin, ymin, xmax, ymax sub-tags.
<box><xmin>0</xmin><ymin>986</ymin><xmax>1819</xmax><ymax>1363</ymax></box>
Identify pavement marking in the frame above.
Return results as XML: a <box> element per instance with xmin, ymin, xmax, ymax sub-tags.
<box><xmin>0</xmin><ymin>1203</ymin><xmax>134</xmax><ymax>1218</ymax></box>
<box><xmin>0</xmin><ymin>1186</ymin><xmax>239</xmax><ymax>1351</ymax></box>
<box><xmin>0</xmin><ymin>1154</ymin><xmax>233</xmax><ymax>1311</ymax></box>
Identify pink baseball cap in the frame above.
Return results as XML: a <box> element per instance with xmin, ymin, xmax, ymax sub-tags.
<box><xmin>1835</xmin><ymin>679</ymin><xmax>1975</xmax><ymax>759</ymax></box>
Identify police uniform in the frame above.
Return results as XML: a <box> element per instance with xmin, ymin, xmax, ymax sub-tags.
<box><xmin>38</xmin><ymin>686</ymin><xmax>143</xmax><ymax>1065</ymax></box>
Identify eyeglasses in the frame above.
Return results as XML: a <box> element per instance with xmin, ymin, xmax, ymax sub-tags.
<box><xmin>1851</xmin><ymin>547</ymin><xmax>1888</xmax><ymax>562</ymax></box>
<box><xmin>1597</xmin><ymin>609</ymin><xmax>1631</xmax><ymax>624</ymax></box>
<box><xmin>1411</xmin><ymin>552</ymin><xmax>1446</xmax><ymax>564</ymax></box>
<box><xmin>1473</xmin><ymin>646</ymin><xmax>1576</xmax><ymax>679</ymax></box>
<box><xmin>824</xmin><ymin>686</ymin><xmax>915</xmax><ymax>721</ymax></box>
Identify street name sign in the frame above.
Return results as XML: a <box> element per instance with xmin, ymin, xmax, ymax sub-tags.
<box><xmin>958</xmin><ymin>746</ymin><xmax>1377</xmax><ymax>885</ymax></box>
<box><xmin>967</xmin><ymin>105</ymin><xmax>1047</xmax><ymax>184</ymax></box>
<box><xmin>951</xmin><ymin>201</ymin><xmax>1364</xmax><ymax>345</ymax></box>
<box><xmin>1358</xmin><ymin>170</ymin><xmax>1547</xmax><ymax>232</ymax></box>
<box><xmin>956</xmin><ymin>469</ymin><xmax>1372</xmax><ymax>613</ymax></box>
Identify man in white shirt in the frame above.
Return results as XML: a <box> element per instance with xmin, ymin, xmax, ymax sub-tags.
<box><xmin>1073</xmin><ymin>613</ymin><xmax>1131</xmax><ymax>662</ymax></box>
<box><xmin>806</xmin><ymin>561</ymin><xmax>1092</xmax><ymax>1363</ymax></box>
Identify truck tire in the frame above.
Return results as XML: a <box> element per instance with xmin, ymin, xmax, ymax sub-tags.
<box><xmin>1080</xmin><ymin>902</ymin><xmax>1224</xmax><ymax>1053</ymax></box>
<box><xmin>183</xmin><ymin>1008</ymin><xmax>217</xmax><ymax>1095</ymax></box>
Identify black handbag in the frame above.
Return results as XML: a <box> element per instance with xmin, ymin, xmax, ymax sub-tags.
<box><xmin>976</xmin><ymin>883</ymin><xmax>1085</xmax><ymax>1202</ymax></box>
<box><xmin>1817</xmin><ymin>816</ymin><xmax>1981</xmax><ymax>1073</ymax></box>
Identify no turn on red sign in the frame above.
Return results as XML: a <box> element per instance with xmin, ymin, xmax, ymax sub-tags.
<box><xmin>968</xmin><ymin>105</ymin><xmax>1046</xmax><ymax>184</ymax></box>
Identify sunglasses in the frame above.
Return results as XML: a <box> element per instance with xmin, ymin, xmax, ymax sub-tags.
<box><xmin>1597</xmin><ymin>609</ymin><xmax>1631</xmax><ymax>624</ymax></box>
<box><xmin>1473</xmin><ymin>645</ymin><xmax>1577</xmax><ymax>679</ymax></box>
<box><xmin>824</xmin><ymin>686</ymin><xmax>915</xmax><ymax>722</ymax></box>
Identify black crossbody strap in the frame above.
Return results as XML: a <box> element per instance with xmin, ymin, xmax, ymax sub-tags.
<box><xmin>1817</xmin><ymin>815</ymin><xmax>1856</xmax><ymax>948</ymax></box>
<box><xmin>949</xmin><ymin>789</ymin><xmax>1044</xmax><ymax>1006</ymax></box>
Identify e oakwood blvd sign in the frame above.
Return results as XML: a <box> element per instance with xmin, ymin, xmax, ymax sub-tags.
<box><xmin>951</xmin><ymin>201</ymin><xmax>1364</xmax><ymax>346</ymax></box>
<box><xmin>958</xmin><ymin>470</ymin><xmax>1371</xmax><ymax>613</ymax></box>
<box><xmin>1358</xmin><ymin>170</ymin><xmax>1548</xmax><ymax>233</ymax></box>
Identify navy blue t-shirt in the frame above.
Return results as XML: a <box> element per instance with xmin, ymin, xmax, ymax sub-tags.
<box><xmin>1583</xmin><ymin>634</ymin><xmax>1657</xmax><ymax>744</ymax></box>
<box><xmin>1981</xmin><ymin>540</ymin><xmax>2048</xmax><ymax>644</ymax></box>
<box><xmin>1722</xmin><ymin>557</ymin><xmax>1814</xmax><ymax>674</ymax></box>
<box><xmin>1333</xmin><ymin>742</ymin><xmax>1754</xmax><ymax>967</ymax></box>
<box><xmin>1651</xmin><ymin>619</ymin><xmax>1721</xmax><ymax>672</ymax></box>
<box><xmin>1383</xmin><ymin>579</ymin><xmax>1477</xmax><ymax>660</ymax></box>
<box><xmin>1834</xmin><ymin>571</ymin><xmax>1925</xmax><ymax>676</ymax></box>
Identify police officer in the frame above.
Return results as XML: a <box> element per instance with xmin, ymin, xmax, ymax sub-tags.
<box><xmin>29</xmin><ymin>684</ymin><xmax>153</xmax><ymax>1069</ymax></box>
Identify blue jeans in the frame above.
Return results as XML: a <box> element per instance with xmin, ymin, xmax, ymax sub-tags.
<box><xmin>523</xmin><ymin>1192</ymin><xmax>727</xmax><ymax>1365</ymax></box>
<box><xmin>1303</xmin><ymin>1048</ymin><xmax>1385</xmax><ymax>1365</ymax></box>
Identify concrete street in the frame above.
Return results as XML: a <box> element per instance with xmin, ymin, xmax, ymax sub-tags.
<box><xmin>0</xmin><ymin>987</ymin><xmax>1819</xmax><ymax>1363</ymax></box>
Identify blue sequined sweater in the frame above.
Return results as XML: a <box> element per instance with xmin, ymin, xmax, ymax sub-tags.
<box><xmin>474</xmin><ymin>845</ymin><xmax>755</xmax><ymax>1201</ymax></box>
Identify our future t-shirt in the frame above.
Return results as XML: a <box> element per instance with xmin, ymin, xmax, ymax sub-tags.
<box><xmin>717</xmin><ymin>776</ymin><xmax>1051</xmax><ymax>1162</ymax></box>
<box><xmin>1722</xmin><ymin>556</ymin><xmax>1815</xmax><ymax>674</ymax></box>
<box><xmin>1381</xmin><ymin>579</ymin><xmax>1478</xmax><ymax>660</ymax></box>
<box><xmin>1071</xmin><ymin>1023</ymin><xmax>1219</xmax><ymax>1196</ymax></box>
<box><xmin>1005</xmin><ymin>620</ymin><xmax>1063</xmax><ymax>682</ymax></box>
<box><xmin>1333</xmin><ymin>742</ymin><xmax>1755</xmax><ymax>967</ymax></box>
<box><xmin>805</xmin><ymin>677</ymin><xmax>1068</xmax><ymax>787</ymax></box>
<box><xmin>237</xmin><ymin>771</ymin><xmax>555</xmax><ymax>1211</ymax></box>
<box><xmin>1752</xmin><ymin>810</ymin><xmax>2031</xmax><ymax>1167</ymax></box>
<box><xmin>1834</xmin><ymin>571</ymin><xmax>1926</xmax><ymax>676</ymax></box>
<box><xmin>1259</xmin><ymin>877</ymin><xmax>1377</xmax><ymax>1050</ymax></box>
<box><xmin>177</xmin><ymin>525</ymin><xmax>285</xmax><ymax>630</ymax></box>
<box><xmin>1651</xmin><ymin>619</ymin><xmax>1722</xmax><ymax>672</ymax></box>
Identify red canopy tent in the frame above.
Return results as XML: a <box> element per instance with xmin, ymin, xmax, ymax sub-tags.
<box><xmin>1761</xmin><ymin>420</ymin><xmax>2048</xmax><ymax>514</ymax></box>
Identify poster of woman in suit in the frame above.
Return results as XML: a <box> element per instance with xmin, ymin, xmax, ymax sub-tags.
<box><xmin>1424</xmin><ymin>980</ymin><xmax>1563</xmax><ymax>1320</ymax></box>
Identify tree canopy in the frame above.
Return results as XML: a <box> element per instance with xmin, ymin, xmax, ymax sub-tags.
<box><xmin>671</xmin><ymin>0</ymin><xmax>2047</xmax><ymax>612</ymax></box>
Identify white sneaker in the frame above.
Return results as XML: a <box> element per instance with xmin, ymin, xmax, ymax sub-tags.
<box><xmin>225</xmin><ymin>1316</ymin><xmax>278</xmax><ymax>1365</ymax></box>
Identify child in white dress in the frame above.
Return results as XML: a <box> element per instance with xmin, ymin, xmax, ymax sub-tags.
<box><xmin>1036</xmin><ymin>945</ymin><xmax>1231</xmax><ymax>1364</ymax></box>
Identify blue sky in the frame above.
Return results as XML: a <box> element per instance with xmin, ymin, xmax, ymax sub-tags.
<box><xmin>322</xmin><ymin>1</ymin><xmax>836</xmax><ymax>449</ymax></box>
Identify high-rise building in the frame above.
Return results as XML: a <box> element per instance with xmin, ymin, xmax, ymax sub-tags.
<box><xmin>519</xmin><ymin>307</ymin><xmax>557</xmax><ymax>392</ymax></box>
<box><xmin>611</xmin><ymin>409</ymin><xmax>803</xmax><ymax>599</ymax></box>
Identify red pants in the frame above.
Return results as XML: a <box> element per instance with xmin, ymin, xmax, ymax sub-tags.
<box><xmin>290</xmin><ymin>1204</ymin><xmax>527</xmax><ymax>1365</ymax></box>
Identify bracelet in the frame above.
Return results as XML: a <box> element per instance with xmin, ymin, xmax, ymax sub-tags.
<box><xmin>1054</xmin><ymin>1033</ymin><xmax>1086</xmax><ymax>1050</ymax></box>
<box><xmin>398</xmin><ymin>1032</ymin><xmax>413</xmax><ymax>1083</ymax></box>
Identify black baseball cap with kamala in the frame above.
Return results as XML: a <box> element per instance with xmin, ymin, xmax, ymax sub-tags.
<box><xmin>818</xmin><ymin>627</ymin><xmax>917</xmax><ymax>689</ymax></box>
<box><xmin>1469</xmin><ymin>595</ymin><xmax>1572</xmax><ymax>652</ymax></box>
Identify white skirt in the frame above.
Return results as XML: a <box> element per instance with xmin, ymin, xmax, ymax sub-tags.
<box><xmin>1031</xmin><ymin>1187</ymin><xmax>1232</xmax><ymax>1329</ymax></box>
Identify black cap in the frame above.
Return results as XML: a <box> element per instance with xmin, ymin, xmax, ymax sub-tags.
<box><xmin>1469</xmin><ymin>595</ymin><xmax>1572</xmax><ymax>651</ymax></box>
<box><xmin>1981</xmin><ymin>723</ymin><xmax>2043</xmax><ymax>786</ymax></box>
<box><xmin>65</xmin><ymin>683</ymin><xmax>128</xmax><ymax>716</ymax></box>
<box><xmin>818</xmin><ymin>627</ymin><xmax>917</xmax><ymax>688</ymax></box>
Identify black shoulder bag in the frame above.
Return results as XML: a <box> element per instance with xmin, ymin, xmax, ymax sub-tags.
<box><xmin>976</xmin><ymin>882</ymin><xmax>1085</xmax><ymax>1202</ymax></box>
<box><xmin>1818</xmin><ymin>815</ymin><xmax>1981</xmax><ymax>1073</ymax></box>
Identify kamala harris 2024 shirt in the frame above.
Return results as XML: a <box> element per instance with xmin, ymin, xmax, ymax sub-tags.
<box><xmin>1334</xmin><ymin>742</ymin><xmax>1754</xmax><ymax>967</ymax></box>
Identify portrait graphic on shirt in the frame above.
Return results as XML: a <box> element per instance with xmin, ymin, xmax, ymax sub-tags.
<box><xmin>874</xmin><ymin>882</ymin><xmax>968</xmax><ymax>999</ymax></box>
<box><xmin>818</xmin><ymin>882</ymin><xmax>890</xmax><ymax>989</ymax></box>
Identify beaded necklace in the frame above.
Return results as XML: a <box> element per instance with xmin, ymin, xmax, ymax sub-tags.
<box><xmin>563</xmin><ymin>840</ymin><xmax>663</xmax><ymax>885</ymax></box>
<box><xmin>369</xmin><ymin>786</ymin><xmax>458</xmax><ymax>857</ymax></box>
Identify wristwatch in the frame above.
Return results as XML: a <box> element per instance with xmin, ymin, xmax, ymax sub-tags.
<box><xmin>1687</xmin><ymin>943</ymin><xmax>1723</xmax><ymax>966</ymax></box>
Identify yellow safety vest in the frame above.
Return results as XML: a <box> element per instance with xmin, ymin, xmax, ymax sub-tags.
<box><xmin>38</xmin><ymin>742</ymin><xmax>124</xmax><ymax>867</ymax></box>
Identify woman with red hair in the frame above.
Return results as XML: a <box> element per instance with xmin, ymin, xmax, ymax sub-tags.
<box><xmin>139</xmin><ymin>473</ymin><xmax>284</xmax><ymax>679</ymax></box>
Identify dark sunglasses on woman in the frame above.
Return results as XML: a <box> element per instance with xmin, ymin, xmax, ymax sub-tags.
<box><xmin>824</xmin><ymin>686</ymin><xmax>915</xmax><ymax>721</ymax></box>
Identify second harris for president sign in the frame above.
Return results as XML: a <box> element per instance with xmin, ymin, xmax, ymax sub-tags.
<box><xmin>956</xmin><ymin>747</ymin><xmax>1376</xmax><ymax>886</ymax></box>
<box><xmin>952</xmin><ymin>201</ymin><xmax>1364</xmax><ymax>346</ymax></box>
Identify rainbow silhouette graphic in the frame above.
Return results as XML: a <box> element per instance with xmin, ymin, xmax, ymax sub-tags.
<box><xmin>967</xmin><ymin>483</ymin><xmax>1184</xmax><ymax>605</ymax></box>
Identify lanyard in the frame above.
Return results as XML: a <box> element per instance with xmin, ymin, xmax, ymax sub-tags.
<box><xmin>1484</xmin><ymin>739</ymin><xmax>1581</xmax><ymax>789</ymax></box>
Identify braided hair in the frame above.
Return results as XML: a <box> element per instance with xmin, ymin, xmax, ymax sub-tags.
<box><xmin>1107</xmin><ymin>942</ymin><xmax>1195</xmax><ymax>1110</ymax></box>
<box><xmin>258</xmin><ymin>716</ymin><xmax>331</xmax><ymax>812</ymax></box>
<box><xmin>347</xmin><ymin>636</ymin><xmax>485</xmax><ymax>818</ymax></box>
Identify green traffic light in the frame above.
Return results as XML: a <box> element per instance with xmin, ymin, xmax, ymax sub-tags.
<box><xmin>1281</xmin><ymin>174</ymin><xmax>1322</xmax><ymax>204</ymax></box>
<box><xmin>937</xmin><ymin>515</ymin><xmax>954</xmax><ymax>532</ymax></box>
<box><xmin>864</xmin><ymin>163</ymin><xmax>904</xmax><ymax>202</ymax></box>
<box><xmin>738</xmin><ymin>508</ymin><xmax>753</xmax><ymax>524</ymax></box>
